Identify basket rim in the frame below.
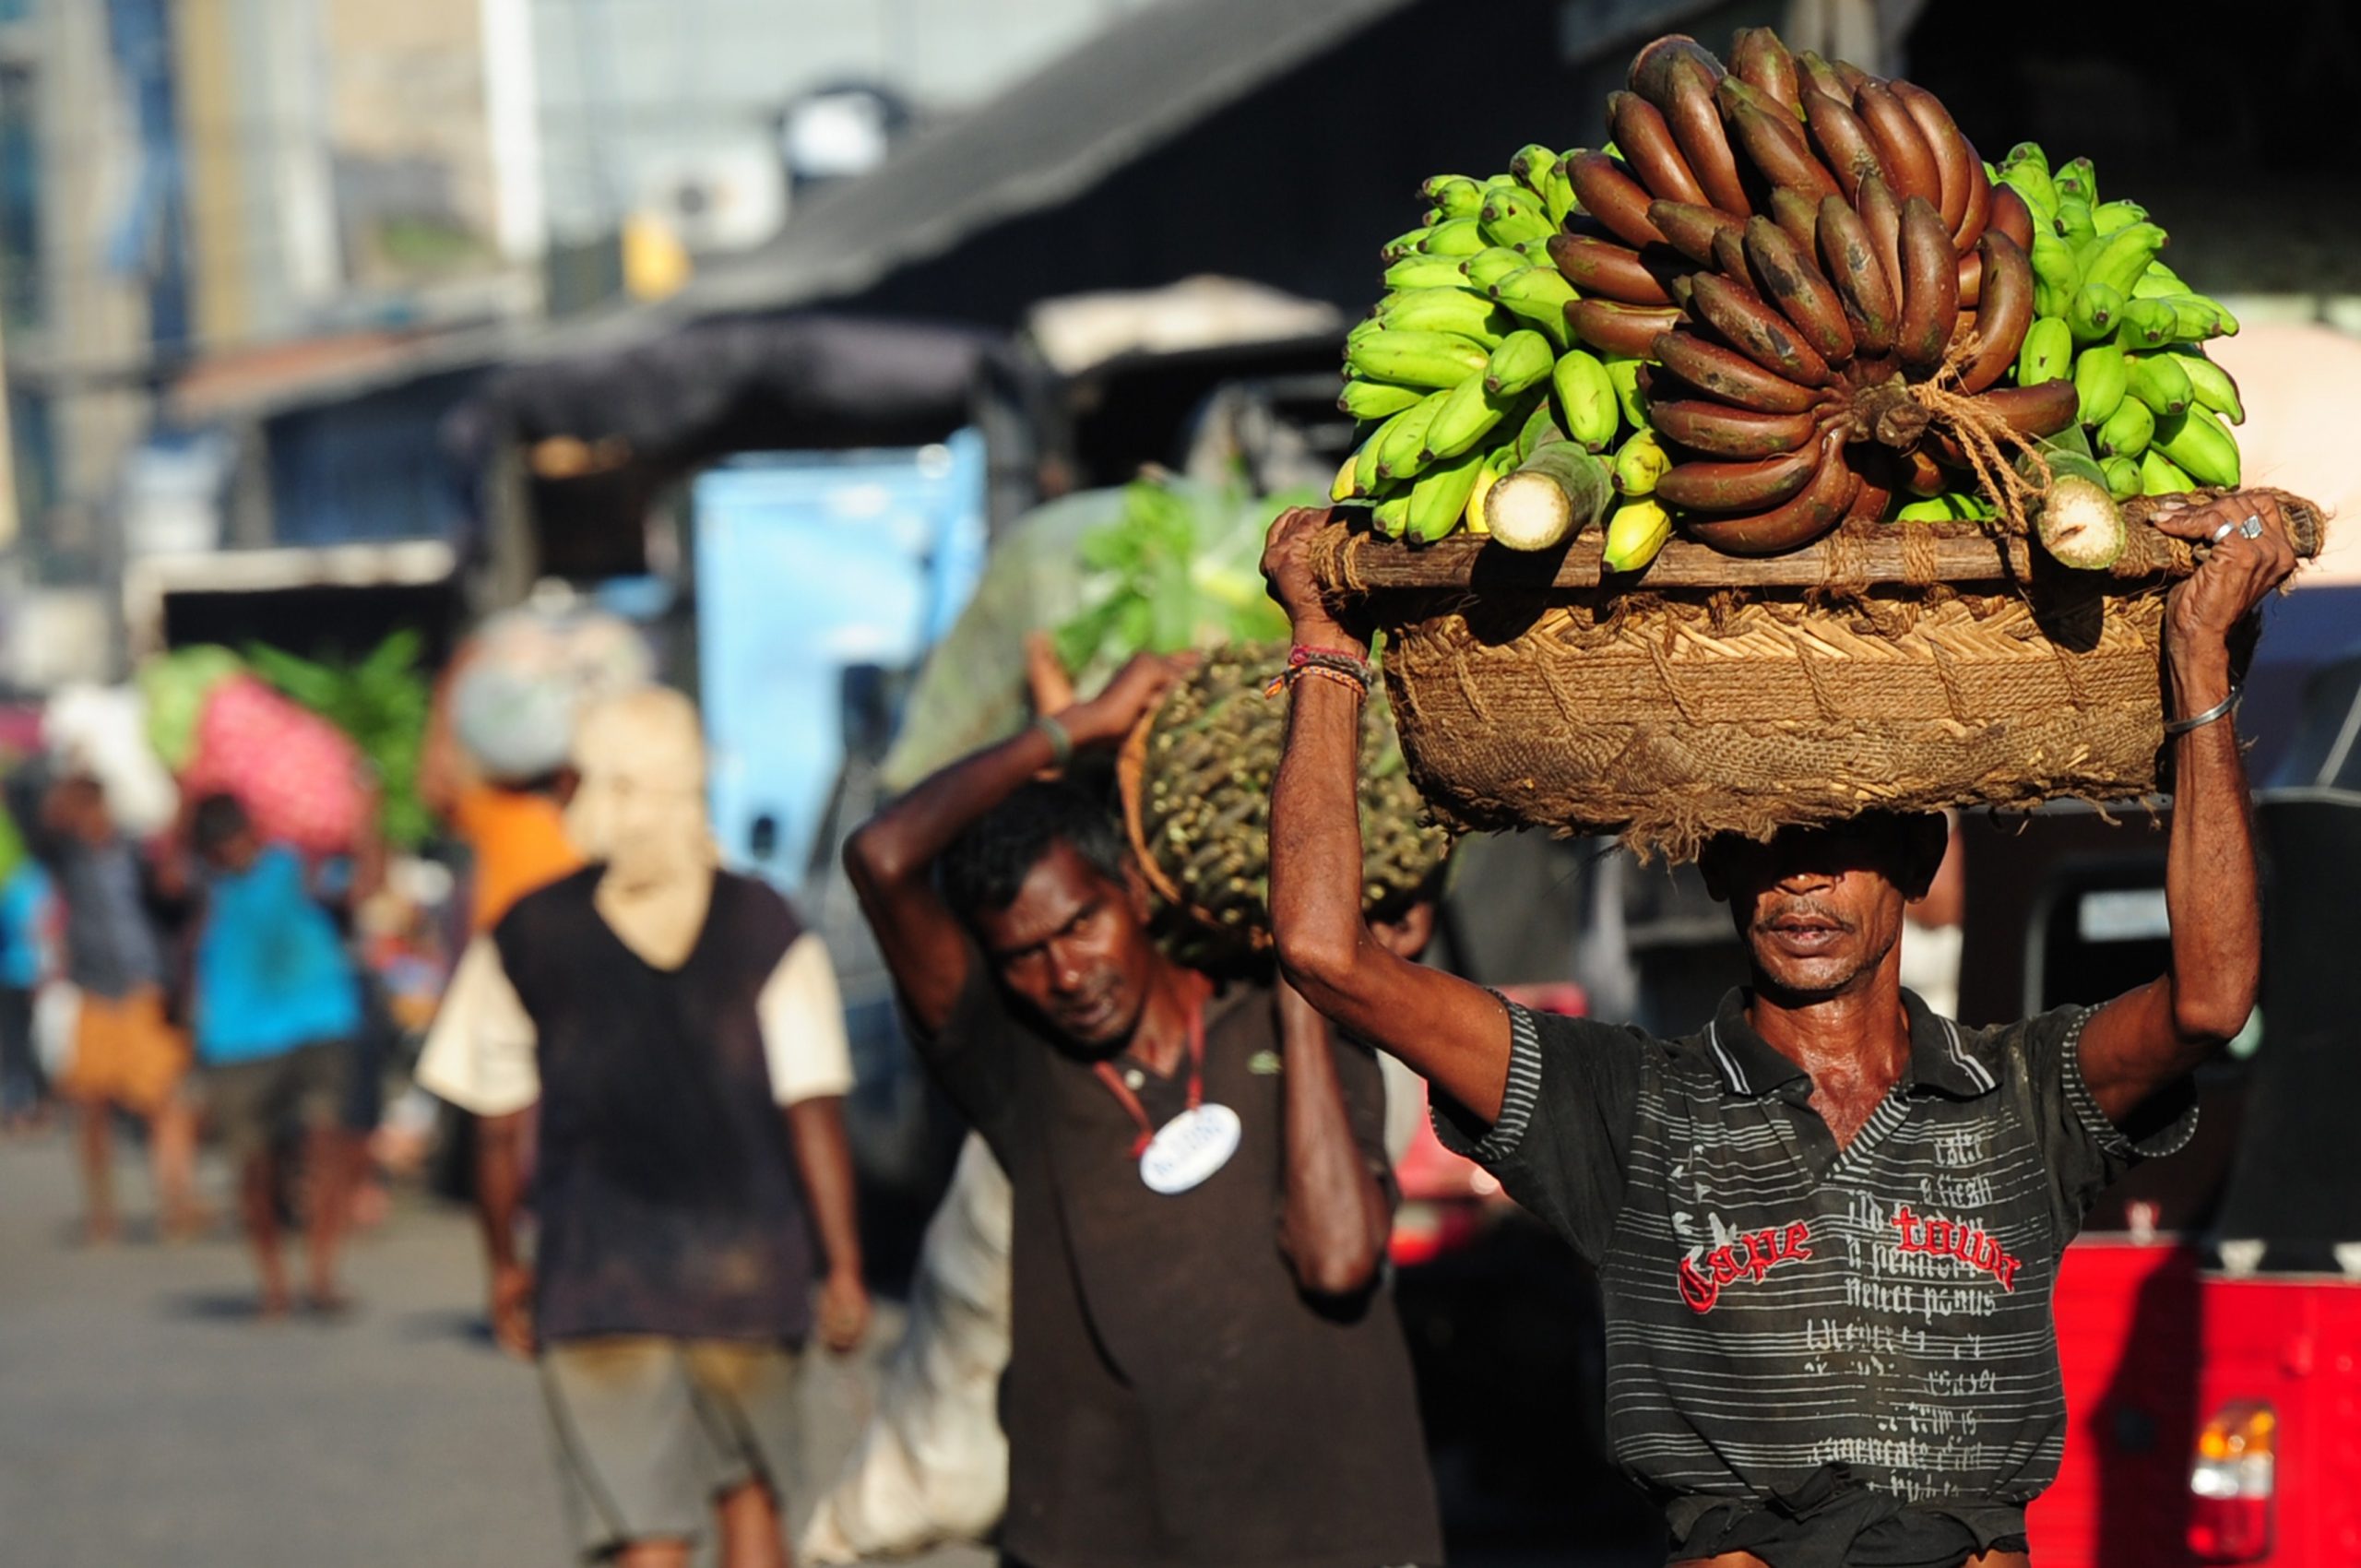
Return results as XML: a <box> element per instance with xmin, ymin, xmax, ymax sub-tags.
<box><xmin>1309</xmin><ymin>486</ymin><xmax>2325</xmax><ymax>601</ymax></box>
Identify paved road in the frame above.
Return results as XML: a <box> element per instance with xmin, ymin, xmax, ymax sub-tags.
<box><xmin>0</xmin><ymin>1131</ymin><xmax>992</xmax><ymax>1568</ymax></box>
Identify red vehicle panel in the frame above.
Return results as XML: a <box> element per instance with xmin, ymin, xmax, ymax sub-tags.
<box><xmin>2187</xmin><ymin>1277</ymin><xmax>2361</xmax><ymax>1565</ymax></box>
<box><xmin>2032</xmin><ymin>1241</ymin><xmax>2204</xmax><ymax>1563</ymax></box>
<box><xmin>2030</xmin><ymin>1246</ymin><xmax>2361</xmax><ymax>1566</ymax></box>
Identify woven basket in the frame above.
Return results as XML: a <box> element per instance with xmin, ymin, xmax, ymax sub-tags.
<box><xmin>1311</xmin><ymin>490</ymin><xmax>2325</xmax><ymax>861</ymax></box>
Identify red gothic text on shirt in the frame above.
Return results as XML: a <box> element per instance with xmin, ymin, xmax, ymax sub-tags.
<box><xmin>1892</xmin><ymin>1205</ymin><xmax>2023</xmax><ymax>1291</ymax></box>
<box><xmin>1677</xmin><ymin>1220</ymin><xmax>1815</xmax><ymax>1313</ymax></box>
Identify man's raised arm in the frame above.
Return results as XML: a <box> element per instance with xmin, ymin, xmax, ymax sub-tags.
<box><xmin>2078</xmin><ymin>490</ymin><xmax>2302</xmax><ymax>1123</ymax></box>
<box><xmin>844</xmin><ymin>654</ymin><xmax>1185</xmax><ymax>1037</ymax></box>
<box><xmin>1262</xmin><ymin>506</ymin><xmax>1515</xmax><ymax>1123</ymax></box>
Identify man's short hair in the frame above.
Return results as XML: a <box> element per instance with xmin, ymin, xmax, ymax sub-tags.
<box><xmin>190</xmin><ymin>791</ymin><xmax>252</xmax><ymax>855</ymax></box>
<box><xmin>939</xmin><ymin>781</ymin><xmax>1130</xmax><ymax>920</ymax></box>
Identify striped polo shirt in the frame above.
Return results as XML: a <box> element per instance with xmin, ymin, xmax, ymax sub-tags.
<box><xmin>1436</xmin><ymin>989</ymin><xmax>2195</xmax><ymax>1564</ymax></box>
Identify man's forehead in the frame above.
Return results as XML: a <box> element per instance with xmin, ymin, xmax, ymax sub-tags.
<box><xmin>1734</xmin><ymin>819</ymin><xmax>1910</xmax><ymax>867</ymax></box>
<box><xmin>584</xmin><ymin>751</ymin><xmax>703</xmax><ymax>793</ymax></box>
<box><xmin>980</xmin><ymin>844</ymin><xmax>1117</xmax><ymax>949</ymax></box>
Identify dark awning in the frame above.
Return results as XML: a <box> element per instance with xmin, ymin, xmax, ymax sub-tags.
<box><xmin>445</xmin><ymin>313</ymin><xmax>998</xmax><ymax>474</ymax></box>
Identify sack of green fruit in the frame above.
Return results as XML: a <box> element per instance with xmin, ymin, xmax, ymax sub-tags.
<box><xmin>1309</xmin><ymin>25</ymin><xmax>2326</xmax><ymax>859</ymax></box>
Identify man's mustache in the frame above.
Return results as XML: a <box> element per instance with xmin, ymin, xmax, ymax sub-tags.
<box><xmin>1754</xmin><ymin>897</ymin><xmax>1857</xmax><ymax>932</ymax></box>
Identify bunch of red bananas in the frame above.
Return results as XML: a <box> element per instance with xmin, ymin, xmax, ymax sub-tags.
<box><xmin>1552</xmin><ymin>30</ymin><xmax>2078</xmax><ymax>555</ymax></box>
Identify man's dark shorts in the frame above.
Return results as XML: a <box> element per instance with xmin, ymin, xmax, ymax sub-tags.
<box><xmin>202</xmin><ymin>1040</ymin><xmax>351</xmax><ymax>1165</ymax></box>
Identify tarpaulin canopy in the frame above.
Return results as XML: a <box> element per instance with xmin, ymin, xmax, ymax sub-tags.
<box><xmin>445</xmin><ymin>314</ymin><xmax>999</xmax><ymax>473</ymax></box>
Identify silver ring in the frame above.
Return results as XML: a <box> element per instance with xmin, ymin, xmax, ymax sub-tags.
<box><xmin>2237</xmin><ymin>514</ymin><xmax>2264</xmax><ymax>540</ymax></box>
<box><xmin>2210</xmin><ymin>519</ymin><xmax>2236</xmax><ymax>544</ymax></box>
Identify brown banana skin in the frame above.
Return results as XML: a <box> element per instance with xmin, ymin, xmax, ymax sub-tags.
<box><xmin>1956</xmin><ymin>249</ymin><xmax>1983</xmax><ymax>308</ymax></box>
<box><xmin>1661</xmin><ymin>54</ymin><xmax>1753</xmax><ymax>217</ymax></box>
<box><xmin>1854</xmin><ymin>82</ymin><xmax>1942</xmax><ymax>212</ymax></box>
<box><xmin>1714</xmin><ymin>77</ymin><xmax>1810</xmax><ymax>150</ymax></box>
<box><xmin>1649</xmin><ymin>200</ymin><xmax>1744</xmax><ymax>266</ymax></box>
<box><xmin>1768</xmin><ymin>185</ymin><xmax>1820</xmax><ymax>257</ymax></box>
<box><xmin>1629</xmin><ymin>34</ymin><xmax>1724</xmax><ymax>103</ymax></box>
<box><xmin>1679</xmin><ymin>428</ymin><xmax>1854</xmax><ymax>554</ymax></box>
<box><xmin>1902</xmin><ymin>447</ymin><xmax>1947</xmax><ymax>496</ymax></box>
<box><xmin>1843</xmin><ymin>467</ymin><xmax>1893</xmax><ymax>525</ymax></box>
<box><xmin>1651</xmin><ymin>329</ymin><xmax>1826</xmax><ymax>414</ymax></box>
<box><xmin>1722</xmin><ymin>88</ymin><xmax>1841</xmax><ymax>204</ymax></box>
<box><xmin>1894</xmin><ymin>195</ymin><xmax>1959</xmax><ymax>370</ymax></box>
<box><xmin>1688</xmin><ymin>272</ymin><xmax>1834</xmax><ymax>386</ymax></box>
<box><xmin>1951</xmin><ymin>140</ymin><xmax>1992</xmax><ymax>250</ymax></box>
<box><xmin>1655</xmin><ymin>441</ymin><xmax>1824</xmax><ymax>511</ymax></box>
<box><xmin>1565</xmin><ymin>298</ymin><xmax>1687</xmax><ymax>358</ymax></box>
<box><xmin>1711</xmin><ymin>227</ymin><xmax>1756</xmax><ymax>293</ymax></box>
<box><xmin>1547</xmin><ymin>233</ymin><xmax>1679</xmax><ymax>305</ymax></box>
<box><xmin>1607</xmin><ymin>91</ymin><xmax>1710</xmax><ymax>208</ymax></box>
<box><xmin>1728</xmin><ymin>29</ymin><xmax>1801</xmax><ymax>114</ymax></box>
<box><xmin>1987</xmin><ymin>184</ymin><xmax>2035</xmax><ymax>252</ymax></box>
<box><xmin>1816</xmin><ymin>195</ymin><xmax>1897</xmax><ymax>354</ymax></box>
<box><xmin>1566</xmin><ymin>152</ymin><xmax>1669</xmax><ymax>248</ymax></box>
<box><xmin>1800</xmin><ymin>89</ymin><xmax>1884</xmax><ymax>202</ymax></box>
<box><xmin>1648</xmin><ymin>398</ymin><xmax>1822</xmax><ymax>458</ymax></box>
<box><xmin>1890</xmin><ymin>80</ymin><xmax>1972</xmax><ymax>232</ymax></box>
<box><xmin>1796</xmin><ymin>51</ymin><xmax>1847</xmax><ymax>103</ymax></box>
<box><xmin>1744</xmin><ymin>218</ymin><xmax>1855</xmax><ymax>363</ymax></box>
<box><xmin>1857</xmin><ymin>172</ymin><xmax>1905</xmax><ymax>304</ymax></box>
<box><xmin>1965</xmin><ymin>380</ymin><xmax>2080</xmax><ymax>440</ymax></box>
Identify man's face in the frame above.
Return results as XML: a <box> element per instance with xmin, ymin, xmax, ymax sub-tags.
<box><xmin>1704</xmin><ymin>819</ymin><xmax>1937</xmax><ymax>1001</ymax></box>
<box><xmin>569</xmin><ymin>749</ymin><xmax>709</xmax><ymax>890</ymax></box>
<box><xmin>971</xmin><ymin>839</ymin><xmax>1159</xmax><ymax>1054</ymax></box>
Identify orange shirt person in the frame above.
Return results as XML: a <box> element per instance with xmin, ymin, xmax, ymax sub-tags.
<box><xmin>419</xmin><ymin>644</ymin><xmax>585</xmax><ymax>933</ymax></box>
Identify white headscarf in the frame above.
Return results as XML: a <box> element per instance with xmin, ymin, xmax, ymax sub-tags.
<box><xmin>564</xmin><ymin>687</ymin><xmax>718</xmax><ymax>892</ymax></box>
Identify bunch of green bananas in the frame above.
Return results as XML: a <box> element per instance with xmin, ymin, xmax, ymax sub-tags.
<box><xmin>1997</xmin><ymin>143</ymin><xmax>2245</xmax><ymax>504</ymax></box>
<box><xmin>1327</xmin><ymin>40</ymin><xmax>2245</xmax><ymax>576</ymax></box>
<box><xmin>1330</xmin><ymin>148</ymin><xmax>1668</xmax><ymax>565</ymax></box>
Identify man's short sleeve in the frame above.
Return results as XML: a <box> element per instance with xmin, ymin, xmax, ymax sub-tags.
<box><xmin>415</xmin><ymin>936</ymin><xmax>540</xmax><ymax>1117</ymax></box>
<box><xmin>757</xmin><ymin>933</ymin><xmax>855</xmax><ymax>1106</ymax></box>
<box><xmin>2010</xmin><ymin>1004</ymin><xmax>2200</xmax><ymax>1237</ymax></box>
<box><xmin>906</xmin><ymin>944</ymin><xmax>1026</xmax><ymax>1161</ymax></box>
<box><xmin>1429</xmin><ymin>1002</ymin><xmax>1647</xmax><ymax>1262</ymax></box>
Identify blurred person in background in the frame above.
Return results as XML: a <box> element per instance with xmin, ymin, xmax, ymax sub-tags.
<box><xmin>0</xmin><ymin>836</ymin><xmax>58</xmax><ymax>1134</ymax></box>
<box><xmin>845</xmin><ymin>656</ymin><xmax>1443</xmax><ymax>1568</ymax></box>
<box><xmin>418</xmin><ymin>642</ymin><xmax>585</xmax><ymax>938</ymax></box>
<box><xmin>419</xmin><ymin>687</ymin><xmax>869</xmax><ymax>1568</ymax></box>
<box><xmin>402</xmin><ymin>635</ymin><xmax>589</xmax><ymax>1197</ymax></box>
<box><xmin>36</xmin><ymin>774</ymin><xmax>199</xmax><ymax>1242</ymax></box>
<box><xmin>1899</xmin><ymin>811</ymin><xmax>1966</xmax><ymax>1020</ymax></box>
<box><xmin>179</xmin><ymin>792</ymin><xmax>367</xmax><ymax>1316</ymax></box>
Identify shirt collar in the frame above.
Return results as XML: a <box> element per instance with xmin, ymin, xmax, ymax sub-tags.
<box><xmin>1703</xmin><ymin>988</ymin><xmax>1999</xmax><ymax>1100</ymax></box>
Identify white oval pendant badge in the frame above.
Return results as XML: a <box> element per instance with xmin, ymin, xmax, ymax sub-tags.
<box><xmin>1139</xmin><ymin>1103</ymin><xmax>1241</xmax><ymax>1194</ymax></box>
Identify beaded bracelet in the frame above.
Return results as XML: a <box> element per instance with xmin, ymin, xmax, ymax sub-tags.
<box><xmin>1291</xmin><ymin>644</ymin><xmax>1374</xmax><ymax>685</ymax></box>
<box><xmin>1287</xmin><ymin>663</ymin><xmax>1372</xmax><ymax>699</ymax></box>
<box><xmin>1264</xmin><ymin>644</ymin><xmax>1374</xmax><ymax>699</ymax></box>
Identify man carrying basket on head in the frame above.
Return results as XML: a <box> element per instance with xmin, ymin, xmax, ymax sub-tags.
<box><xmin>1260</xmin><ymin>491</ymin><xmax>2301</xmax><ymax>1568</ymax></box>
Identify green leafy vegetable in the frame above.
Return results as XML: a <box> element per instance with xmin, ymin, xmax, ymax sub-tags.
<box><xmin>1050</xmin><ymin>479</ymin><xmax>1300</xmax><ymax>685</ymax></box>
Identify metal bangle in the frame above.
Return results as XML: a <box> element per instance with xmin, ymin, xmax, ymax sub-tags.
<box><xmin>2163</xmin><ymin>685</ymin><xmax>2241</xmax><ymax>736</ymax></box>
<box><xmin>1034</xmin><ymin>714</ymin><xmax>1074</xmax><ymax>768</ymax></box>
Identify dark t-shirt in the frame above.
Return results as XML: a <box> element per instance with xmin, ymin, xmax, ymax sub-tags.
<box><xmin>1435</xmin><ymin>989</ymin><xmax>2196</xmax><ymax>1567</ymax></box>
<box><xmin>919</xmin><ymin>956</ymin><xmax>1444</xmax><ymax>1568</ymax></box>
<box><xmin>494</xmin><ymin>867</ymin><xmax>816</xmax><ymax>1344</ymax></box>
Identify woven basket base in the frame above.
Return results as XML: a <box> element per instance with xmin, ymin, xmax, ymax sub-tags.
<box><xmin>1383</xmin><ymin>586</ymin><xmax>2171</xmax><ymax>861</ymax></box>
